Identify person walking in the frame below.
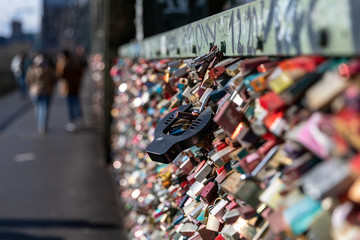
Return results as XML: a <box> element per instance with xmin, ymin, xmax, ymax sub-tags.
<box><xmin>56</xmin><ymin>50</ymin><xmax>84</xmax><ymax>132</ymax></box>
<box><xmin>10</xmin><ymin>52</ymin><xmax>28</xmax><ymax>98</ymax></box>
<box><xmin>26</xmin><ymin>54</ymin><xmax>57</xmax><ymax>134</ymax></box>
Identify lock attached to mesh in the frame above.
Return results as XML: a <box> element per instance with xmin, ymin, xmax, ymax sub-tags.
<box><xmin>146</xmin><ymin>104</ymin><xmax>213</xmax><ymax>163</ymax></box>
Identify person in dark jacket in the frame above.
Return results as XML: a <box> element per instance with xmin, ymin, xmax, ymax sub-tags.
<box><xmin>56</xmin><ymin>50</ymin><xmax>84</xmax><ymax>132</ymax></box>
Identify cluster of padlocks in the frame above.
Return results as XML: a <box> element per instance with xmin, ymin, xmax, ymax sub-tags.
<box><xmin>110</xmin><ymin>47</ymin><xmax>360</xmax><ymax>240</ymax></box>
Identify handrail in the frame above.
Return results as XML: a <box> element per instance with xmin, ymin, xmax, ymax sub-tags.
<box><xmin>119</xmin><ymin>0</ymin><xmax>359</xmax><ymax>59</ymax></box>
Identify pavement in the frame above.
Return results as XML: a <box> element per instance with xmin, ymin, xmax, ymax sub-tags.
<box><xmin>0</xmin><ymin>75</ymin><xmax>127</xmax><ymax>240</ymax></box>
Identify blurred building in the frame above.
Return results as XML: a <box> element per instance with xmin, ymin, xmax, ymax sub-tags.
<box><xmin>0</xmin><ymin>20</ymin><xmax>37</xmax><ymax>46</ymax></box>
<box><xmin>11</xmin><ymin>21</ymin><xmax>22</xmax><ymax>40</ymax></box>
<box><xmin>142</xmin><ymin>0</ymin><xmax>228</xmax><ymax>38</ymax></box>
<box><xmin>41</xmin><ymin>0</ymin><xmax>90</xmax><ymax>54</ymax></box>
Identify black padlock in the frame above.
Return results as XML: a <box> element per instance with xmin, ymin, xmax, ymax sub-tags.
<box><xmin>146</xmin><ymin>104</ymin><xmax>213</xmax><ymax>163</ymax></box>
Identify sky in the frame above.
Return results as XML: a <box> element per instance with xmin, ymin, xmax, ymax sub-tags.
<box><xmin>0</xmin><ymin>0</ymin><xmax>42</xmax><ymax>37</ymax></box>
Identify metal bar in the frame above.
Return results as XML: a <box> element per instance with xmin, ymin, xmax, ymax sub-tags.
<box><xmin>119</xmin><ymin>0</ymin><xmax>359</xmax><ymax>59</ymax></box>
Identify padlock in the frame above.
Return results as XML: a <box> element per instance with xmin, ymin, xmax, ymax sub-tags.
<box><xmin>224</xmin><ymin>137</ymin><xmax>240</xmax><ymax>148</ymax></box>
<box><xmin>278</xmin><ymin>56</ymin><xmax>325</xmax><ymax>72</ymax></box>
<box><xmin>332</xmin><ymin>201</ymin><xmax>360</xmax><ymax>239</ymax></box>
<box><xmin>280</xmin><ymin>71</ymin><xmax>324</xmax><ymax>105</ymax></box>
<box><xmin>198</xmin><ymin>51</ymin><xmax>217</xmax><ymax>74</ymax></box>
<box><xmin>306</xmin><ymin>210</ymin><xmax>332</xmax><ymax>240</ymax></box>
<box><xmin>209</xmin><ymin>89</ymin><xmax>228</xmax><ymax>103</ymax></box>
<box><xmin>196</xmin><ymin>210</ymin><xmax>207</xmax><ymax>224</ymax></box>
<box><xmin>267</xmin><ymin>67</ymin><xmax>304</xmax><ymax>94</ymax></box>
<box><xmin>201</xmin><ymin>181</ymin><xmax>218</xmax><ymax>204</ymax></box>
<box><xmin>215</xmin><ymin>234</ymin><xmax>226</xmax><ymax>240</ymax></box>
<box><xmin>195</xmin><ymin>161</ymin><xmax>213</xmax><ymax>182</ymax></box>
<box><xmin>214</xmin><ymin>100</ymin><xmax>245</xmax><ymax>136</ymax></box>
<box><xmin>168</xmin><ymin>59</ymin><xmax>183</xmax><ymax>69</ymax></box>
<box><xmin>187</xmin><ymin>171</ymin><xmax>197</xmax><ymax>185</ymax></box>
<box><xmin>222</xmin><ymin>208</ymin><xmax>241</xmax><ymax>224</ymax></box>
<box><xmin>189</xmin><ymin>201</ymin><xmax>206</xmax><ymax>219</ymax></box>
<box><xmin>239</xmin><ymin>57</ymin><xmax>270</xmax><ymax>76</ymax></box>
<box><xmin>258</xmin><ymin>139</ymin><xmax>278</xmax><ymax>156</ymax></box>
<box><xmin>179</xmin><ymin>195</ymin><xmax>190</xmax><ymax>208</ymax></box>
<box><xmin>300</xmin><ymin>159</ymin><xmax>354</xmax><ymax>200</ymax></box>
<box><xmin>198</xmin><ymin>224</ymin><xmax>218</xmax><ymax>240</ymax></box>
<box><xmin>188</xmin><ymin>233</ymin><xmax>202</xmax><ymax>240</ymax></box>
<box><xmin>249</xmin><ymin>72</ymin><xmax>269</xmax><ymax>92</ymax></box>
<box><xmin>238</xmin><ymin>205</ymin><xmax>256</xmax><ymax>220</ymax></box>
<box><xmin>179</xmin><ymin>156</ymin><xmax>196</xmax><ymax>175</ymax></box>
<box><xmin>225</xmin><ymin>59</ymin><xmax>242</xmax><ymax>76</ymax></box>
<box><xmin>188</xmin><ymin>180</ymin><xmax>205</xmax><ymax>198</ymax></box>
<box><xmin>306</xmin><ymin>70</ymin><xmax>348</xmax><ymax>110</ymax></box>
<box><xmin>210</xmin><ymin>146</ymin><xmax>235</xmax><ymax>168</ymax></box>
<box><xmin>168</xmin><ymin>184</ymin><xmax>179</xmax><ymax>195</ymax></box>
<box><xmin>266</xmin><ymin>210</ymin><xmax>288</xmax><ymax>235</ymax></box>
<box><xmin>283</xmin><ymin>196</ymin><xmax>322</xmax><ymax>236</ymax></box>
<box><xmin>146</xmin><ymin>104</ymin><xmax>214</xmax><ymax>163</ymax></box>
<box><xmin>259</xmin><ymin>91</ymin><xmax>287</xmax><ymax>113</ymax></box>
<box><xmin>232</xmin><ymin>123</ymin><xmax>260</xmax><ymax>149</ymax></box>
<box><xmin>208</xmin><ymin>65</ymin><xmax>226</xmax><ymax>81</ymax></box>
<box><xmin>282</xmin><ymin>152</ymin><xmax>322</xmax><ymax>182</ymax></box>
<box><xmin>213</xmin><ymin>128</ymin><xmax>226</xmax><ymax>141</ymax></box>
<box><xmin>225</xmin><ymin>71</ymin><xmax>244</xmax><ymax>94</ymax></box>
<box><xmin>222</xmin><ymin>146</ymin><xmax>280</xmax><ymax>208</ymax></box>
<box><xmin>173</xmin><ymin>65</ymin><xmax>190</xmax><ymax>78</ymax></box>
<box><xmin>283</xmin><ymin>141</ymin><xmax>304</xmax><ymax>160</ymax></box>
<box><xmin>291</xmin><ymin>113</ymin><xmax>332</xmax><ymax>159</ymax></box>
<box><xmin>206</xmin><ymin>213</ymin><xmax>221</xmax><ymax>232</ymax></box>
<box><xmin>160</xmin><ymin>213</ymin><xmax>169</xmax><ymax>223</ymax></box>
<box><xmin>257</xmin><ymin>61</ymin><xmax>279</xmax><ymax>73</ymax></box>
<box><xmin>194</xmin><ymin>159</ymin><xmax>207</xmax><ymax>173</ymax></box>
<box><xmin>236</xmin><ymin>221</ymin><xmax>257</xmax><ymax>240</ymax></box>
<box><xmin>221</xmin><ymin>173</ymin><xmax>263</xmax><ymax>208</ymax></box>
<box><xmin>197</xmin><ymin>61</ymin><xmax>210</xmax><ymax>79</ymax></box>
<box><xmin>215</xmin><ymin>169</ymin><xmax>228</xmax><ymax>183</ymax></box>
<box><xmin>183</xmin><ymin>200</ymin><xmax>200</xmax><ymax>216</ymax></box>
<box><xmin>223</xmin><ymin>160</ymin><xmax>233</xmax><ymax>173</ymax></box>
<box><xmin>210</xmin><ymin>198</ymin><xmax>229</xmax><ymax>223</ymax></box>
<box><xmin>182</xmin><ymin>83</ymin><xmax>200</xmax><ymax>100</ymax></box>
<box><xmin>226</xmin><ymin>201</ymin><xmax>238</xmax><ymax>211</ymax></box>
<box><xmin>333</xmin><ymin>106</ymin><xmax>360</xmax><ymax>151</ymax></box>
<box><xmin>209</xmin><ymin>51</ymin><xmax>223</xmax><ymax>68</ymax></box>
<box><xmin>241</xmin><ymin>99</ymin><xmax>256</xmax><ymax>122</ymax></box>
<box><xmin>221</xmin><ymin>224</ymin><xmax>239</xmax><ymax>240</ymax></box>
<box><xmin>179</xmin><ymin>222</ymin><xmax>198</xmax><ymax>237</ymax></box>
<box><xmin>239</xmin><ymin>152</ymin><xmax>261</xmax><ymax>174</ymax></box>
<box><xmin>199</xmin><ymin>88</ymin><xmax>214</xmax><ymax>106</ymax></box>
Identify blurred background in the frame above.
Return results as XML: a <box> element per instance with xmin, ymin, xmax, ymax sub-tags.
<box><xmin>0</xmin><ymin>0</ymin><xmax>249</xmax><ymax>94</ymax></box>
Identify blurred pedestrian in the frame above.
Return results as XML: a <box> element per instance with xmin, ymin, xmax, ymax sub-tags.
<box><xmin>26</xmin><ymin>54</ymin><xmax>57</xmax><ymax>134</ymax></box>
<box><xmin>56</xmin><ymin>50</ymin><xmax>84</xmax><ymax>132</ymax></box>
<box><xmin>10</xmin><ymin>52</ymin><xmax>28</xmax><ymax>98</ymax></box>
<box><xmin>75</xmin><ymin>45</ymin><xmax>88</xmax><ymax>72</ymax></box>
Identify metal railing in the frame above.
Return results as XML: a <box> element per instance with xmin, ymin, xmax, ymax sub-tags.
<box><xmin>119</xmin><ymin>0</ymin><xmax>359</xmax><ymax>59</ymax></box>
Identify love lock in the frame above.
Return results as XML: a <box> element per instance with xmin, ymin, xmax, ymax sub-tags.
<box><xmin>146</xmin><ymin>104</ymin><xmax>213</xmax><ymax>163</ymax></box>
